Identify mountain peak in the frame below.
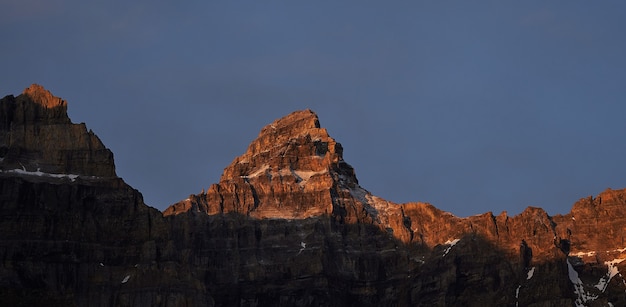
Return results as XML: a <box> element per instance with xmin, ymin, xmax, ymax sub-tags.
<box><xmin>220</xmin><ymin>109</ymin><xmax>344</xmax><ymax>183</ymax></box>
<box><xmin>22</xmin><ymin>84</ymin><xmax>67</xmax><ymax>109</ymax></box>
<box><xmin>0</xmin><ymin>85</ymin><xmax>116</xmax><ymax>178</ymax></box>
<box><xmin>5</xmin><ymin>86</ymin><xmax>626</xmax><ymax>305</ymax></box>
<box><xmin>261</xmin><ymin>109</ymin><xmax>320</xmax><ymax>133</ymax></box>
<box><xmin>164</xmin><ymin>109</ymin><xmax>366</xmax><ymax>219</ymax></box>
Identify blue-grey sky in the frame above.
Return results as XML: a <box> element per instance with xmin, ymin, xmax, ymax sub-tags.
<box><xmin>2</xmin><ymin>1</ymin><xmax>625</xmax><ymax>217</ymax></box>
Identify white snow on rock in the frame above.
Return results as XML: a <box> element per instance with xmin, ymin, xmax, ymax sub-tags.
<box><xmin>121</xmin><ymin>275</ymin><xmax>130</xmax><ymax>284</ymax></box>
<box><xmin>567</xmin><ymin>259</ymin><xmax>598</xmax><ymax>306</ymax></box>
<box><xmin>294</xmin><ymin>169</ymin><xmax>326</xmax><ymax>184</ymax></box>
<box><xmin>443</xmin><ymin>239</ymin><xmax>460</xmax><ymax>256</ymax></box>
<box><xmin>1</xmin><ymin>168</ymin><xmax>79</xmax><ymax>181</ymax></box>
<box><xmin>595</xmin><ymin>258</ymin><xmax>625</xmax><ymax>292</ymax></box>
<box><xmin>345</xmin><ymin>183</ymin><xmax>396</xmax><ymax>226</ymax></box>
<box><xmin>296</xmin><ymin>169</ymin><xmax>327</xmax><ymax>180</ymax></box>
<box><xmin>240</xmin><ymin>166</ymin><xmax>328</xmax><ymax>188</ymax></box>
<box><xmin>241</xmin><ymin>164</ymin><xmax>270</xmax><ymax>179</ymax></box>
<box><xmin>571</xmin><ymin>247</ymin><xmax>626</xmax><ymax>259</ymax></box>
<box><xmin>297</xmin><ymin>241</ymin><xmax>306</xmax><ymax>255</ymax></box>
<box><xmin>527</xmin><ymin>267</ymin><xmax>536</xmax><ymax>280</ymax></box>
<box><xmin>572</xmin><ymin>251</ymin><xmax>596</xmax><ymax>257</ymax></box>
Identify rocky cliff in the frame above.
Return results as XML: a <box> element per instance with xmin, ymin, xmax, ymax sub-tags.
<box><xmin>0</xmin><ymin>84</ymin><xmax>115</xmax><ymax>177</ymax></box>
<box><xmin>2</xmin><ymin>85</ymin><xmax>626</xmax><ymax>306</ymax></box>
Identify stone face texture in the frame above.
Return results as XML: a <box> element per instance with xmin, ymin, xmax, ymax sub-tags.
<box><xmin>0</xmin><ymin>84</ymin><xmax>116</xmax><ymax>177</ymax></box>
<box><xmin>3</xmin><ymin>85</ymin><xmax>626</xmax><ymax>306</ymax></box>
<box><xmin>165</xmin><ymin>109</ymin><xmax>348</xmax><ymax>220</ymax></box>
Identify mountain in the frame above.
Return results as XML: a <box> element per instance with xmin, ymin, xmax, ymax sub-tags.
<box><xmin>2</xmin><ymin>85</ymin><xmax>626</xmax><ymax>306</ymax></box>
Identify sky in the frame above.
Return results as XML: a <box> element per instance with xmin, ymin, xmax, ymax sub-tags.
<box><xmin>2</xmin><ymin>1</ymin><xmax>626</xmax><ymax>217</ymax></box>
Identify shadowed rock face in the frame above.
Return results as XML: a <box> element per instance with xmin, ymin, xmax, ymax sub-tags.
<box><xmin>2</xmin><ymin>85</ymin><xmax>626</xmax><ymax>306</ymax></box>
<box><xmin>0</xmin><ymin>85</ymin><xmax>116</xmax><ymax>177</ymax></box>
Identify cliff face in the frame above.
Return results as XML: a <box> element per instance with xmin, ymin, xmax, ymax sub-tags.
<box><xmin>0</xmin><ymin>86</ymin><xmax>208</xmax><ymax>306</ymax></box>
<box><xmin>2</xmin><ymin>85</ymin><xmax>626</xmax><ymax>306</ymax></box>
<box><xmin>0</xmin><ymin>84</ymin><xmax>115</xmax><ymax>177</ymax></box>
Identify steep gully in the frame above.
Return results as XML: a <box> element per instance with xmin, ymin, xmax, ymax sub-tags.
<box><xmin>1</xmin><ymin>85</ymin><xmax>625</xmax><ymax>306</ymax></box>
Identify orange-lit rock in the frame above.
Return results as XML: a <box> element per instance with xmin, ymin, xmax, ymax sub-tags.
<box><xmin>165</xmin><ymin>109</ymin><xmax>359</xmax><ymax>220</ymax></box>
<box><xmin>3</xmin><ymin>86</ymin><xmax>626</xmax><ymax>306</ymax></box>
<box><xmin>163</xmin><ymin>108</ymin><xmax>626</xmax><ymax>305</ymax></box>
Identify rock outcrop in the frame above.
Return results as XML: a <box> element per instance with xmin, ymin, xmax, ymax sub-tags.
<box><xmin>165</xmin><ymin>110</ymin><xmax>345</xmax><ymax>219</ymax></box>
<box><xmin>2</xmin><ymin>85</ymin><xmax>626</xmax><ymax>306</ymax></box>
<box><xmin>0</xmin><ymin>86</ymin><xmax>208</xmax><ymax>306</ymax></box>
<box><xmin>164</xmin><ymin>107</ymin><xmax>626</xmax><ymax>306</ymax></box>
<box><xmin>0</xmin><ymin>84</ymin><xmax>116</xmax><ymax>177</ymax></box>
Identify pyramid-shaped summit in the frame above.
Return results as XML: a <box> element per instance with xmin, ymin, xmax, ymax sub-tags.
<box><xmin>221</xmin><ymin>109</ymin><xmax>347</xmax><ymax>183</ymax></box>
<box><xmin>164</xmin><ymin>109</ymin><xmax>387</xmax><ymax>221</ymax></box>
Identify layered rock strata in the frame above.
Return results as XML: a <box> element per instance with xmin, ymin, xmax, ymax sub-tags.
<box><xmin>0</xmin><ymin>86</ymin><xmax>207</xmax><ymax>306</ymax></box>
<box><xmin>0</xmin><ymin>84</ymin><xmax>116</xmax><ymax>177</ymax></box>
<box><xmin>165</xmin><ymin>108</ymin><xmax>626</xmax><ymax>306</ymax></box>
<box><xmin>2</xmin><ymin>85</ymin><xmax>626</xmax><ymax>306</ymax></box>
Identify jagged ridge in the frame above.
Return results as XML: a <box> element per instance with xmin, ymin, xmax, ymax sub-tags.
<box><xmin>165</xmin><ymin>109</ymin><xmax>361</xmax><ymax>220</ymax></box>
<box><xmin>164</xmin><ymin>105</ymin><xmax>626</xmax><ymax>305</ymax></box>
<box><xmin>2</xmin><ymin>85</ymin><xmax>626</xmax><ymax>306</ymax></box>
<box><xmin>163</xmin><ymin>108</ymin><xmax>626</xmax><ymax>259</ymax></box>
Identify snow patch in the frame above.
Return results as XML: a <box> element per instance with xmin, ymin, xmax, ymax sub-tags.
<box><xmin>297</xmin><ymin>241</ymin><xmax>306</xmax><ymax>255</ymax></box>
<box><xmin>568</xmin><ymin>259</ymin><xmax>598</xmax><ymax>306</ymax></box>
<box><xmin>293</xmin><ymin>170</ymin><xmax>326</xmax><ymax>181</ymax></box>
<box><xmin>527</xmin><ymin>267</ymin><xmax>535</xmax><ymax>280</ymax></box>
<box><xmin>572</xmin><ymin>247</ymin><xmax>626</xmax><ymax>258</ymax></box>
<box><xmin>348</xmin><ymin>186</ymin><xmax>368</xmax><ymax>204</ymax></box>
<box><xmin>348</xmin><ymin>186</ymin><xmax>380</xmax><ymax>219</ymax></box>
<box><xmin>443</xmin><ymin>239</ymin><xmax>460</xmax><ymax>256</ymax></box>
<box><xmin>595</xmin><ymin>258</ymin><xmax>625</xmax><ymax>292</ymax></box>
<box><xmin>241</xmin><ymin>166</ymin><xmax>329</xmax><ymax>187</ymax></box>
<box><xmin>121</xmin><ymin>275</ymin><xmax>130</xmax><ymax>284</ymax></box>
<box><xmin>572</xmin><ymin>251</ymin><xmax>596</xmax><ymax>257</ymax></box>
<box><xmin>241</xmin><ymin>165</ymin><xmax>270</xmax><ymax>179</ymax></box>
<box><xmin>345</xmin><ymin>184</ymin><xmax>395</xmax><ymax>225</ymax></box>
<box><xmin>2</xmin><ymin>168</ymin><xmax>79</xmax><ymax>181</ymax></box>
<box><xmin>294</xmin><ymin>169</ymin><xmax>327</xmax><ymax>186</ymax></box>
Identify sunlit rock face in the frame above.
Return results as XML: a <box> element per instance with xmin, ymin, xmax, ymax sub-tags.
<box><xmin>164</xmin><ymin>109</ymin><xmax>365</xmax><ymax>220</ymax></box>
<box><xmin>163</xmin><ymin>108</ymin><xmax>626</xmax><ymax>306</ymax></box>
<box><xmin>3</xmin><ymin>85</ymin><xmax>626</xmax><ymax>306</ymax></box>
